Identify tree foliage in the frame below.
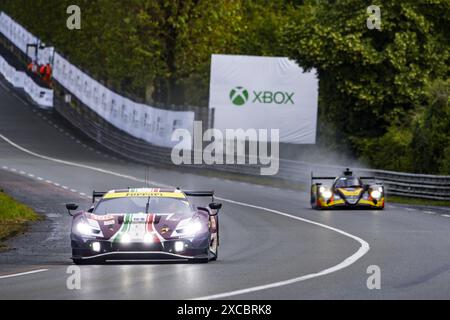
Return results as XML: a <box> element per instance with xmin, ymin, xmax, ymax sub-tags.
<box><xmin>281</xmin><ymin>0</ymin><xmax>449</xmax><ymax>144</ymax></box>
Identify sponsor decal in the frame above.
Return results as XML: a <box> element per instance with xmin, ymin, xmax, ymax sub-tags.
<box><xmin>229</xmin><ymin>86</ymin><xmax>294</xmax><ymax>106</ymax></box>
<box><xmin>104</xmin><ymin>191</ymin><xmax>186</xmax><ymax>199</ymax></box>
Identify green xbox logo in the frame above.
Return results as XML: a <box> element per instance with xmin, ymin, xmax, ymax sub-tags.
<box><xmin>229</xmin><ymin>86</ymin><xmax>249</xmax><ymax>106</ymax></box>
<box><xmin>229</xmin><ymin>86</ymin><xmax>295</xmax><ymax>106</ymax></box>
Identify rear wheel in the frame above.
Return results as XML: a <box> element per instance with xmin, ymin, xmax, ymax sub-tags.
<box><xmin>311</xmin><ymin>187</ymin><xmax>321</xmax><ymax>210</ymax></box>
<box><xmin>310</xmin><ymin>187</ymin><xmax>317</xmax><ymax>209</ymax></box>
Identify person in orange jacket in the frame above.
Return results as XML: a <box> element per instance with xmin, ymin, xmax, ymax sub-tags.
<box><xmin>27</xmin><ymin>61</ymin><xmax>37</xmax><ymax>73</ymax></box>
<box><xmin>39</xmin><ymin>63</ymin><xmax>52</xmax><ymax>85</ymax></box>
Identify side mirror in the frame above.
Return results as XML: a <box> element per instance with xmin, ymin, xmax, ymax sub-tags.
<box><xmin>209</xmin><ymin>202</ymin><xmax>222</xmax><ymax>210</ymax></box>
<box><xmin>66</xmin><ymin>203</ymin><xmax>78</xmax><ymax>216</ymax></box>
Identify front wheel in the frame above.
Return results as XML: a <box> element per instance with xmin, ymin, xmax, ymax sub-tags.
<box><xmin>310</xmin><ymin>189</ymin><xmax>317</xmax><ymax>209</ymax></box>
<box><xmin>73</xmin><ymin>258</ymin><xmax>91</xmax><ymax>265</ymax></box>
<box><xmin>209</xmin><ymin>236</ymin><xmax>219</xmax><ymax>261</ymax></box>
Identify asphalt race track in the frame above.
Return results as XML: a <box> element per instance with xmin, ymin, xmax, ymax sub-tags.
<box><xmin>1</xmin><ymin>78</ymin><xmax>450</xmax><ymax>299</ymax></box>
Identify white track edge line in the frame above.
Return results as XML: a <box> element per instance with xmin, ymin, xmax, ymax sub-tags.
<box><xmin>0</xmin><ymin>269</ymin><xmax>48</xmax><ymax>280</ymax></box>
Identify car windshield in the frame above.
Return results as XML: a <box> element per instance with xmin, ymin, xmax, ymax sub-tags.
<box><xmin>335</xmin><ymin>177</ymin><xmax>362</xmax><ymax>188</ymax></box>
<box><xmin>93</xmin><ymin>197</ymin><xmax>192</xmax><ymax>214</ymax></box>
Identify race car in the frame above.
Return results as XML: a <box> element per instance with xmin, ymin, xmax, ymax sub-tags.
<box><xmin>310</xmin><ymin>168</ymin><xmax>385</xmax><ymax>210</ymax></box>
<box><xmin>66</xmin><ymin>188</ymin><xmax>222</xmax><ymax>264</ymax></box>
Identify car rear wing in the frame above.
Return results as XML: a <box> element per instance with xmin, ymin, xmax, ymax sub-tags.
<box><xmin>311</xmin><ymin>172</ymin><xmax>335</xmax><ymax>184</ymax></box>
<box><xmin>92</xmin><ymin>191</ymin><xmax>106</xmax><ymax>203</ymax></box>
<box><xmin>183</xmin><ymin>190</ymin><xmax>215</xmax><ymax>202</ymax></box>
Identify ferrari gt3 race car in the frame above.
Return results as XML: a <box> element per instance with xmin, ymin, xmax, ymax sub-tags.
<box><xmin>310</xmin><ymin>168</ymin><xmax>385</xmax><ymax>210</ymax></box>
<box><xmin>66</xmin><ymin>188</ymin><xmax>222</xmax><ymax>264</ymax></box>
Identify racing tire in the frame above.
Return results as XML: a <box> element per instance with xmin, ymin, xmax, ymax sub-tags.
<box><xmin>73</xmin><ymin>258</ymin><xmax>92</xmax><ymax>265</ymax></box>
<box><xmin>209</xmin><ymin>243</ymin><xmax>218</xmax><ymax>261</ymax></box>
<box><xmin>73</xmin><ymin>257</ymin><xmax>106</xmax><ymax>265</ymax></box>
<box><xmin>192</xmin><ymin>254</ymin><xmax>210</xmax><ymax>264</ymax></box>
<box><xmin>310</xmin><ymin>189</ymin><xmax>317</xmax><ymax>209</ymax></box>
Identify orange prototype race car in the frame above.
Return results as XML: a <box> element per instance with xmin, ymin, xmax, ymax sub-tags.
<box><xmin>310</xmin><ymin>168</ymin><xmax>385</xmax><ymax>210</ymax></box>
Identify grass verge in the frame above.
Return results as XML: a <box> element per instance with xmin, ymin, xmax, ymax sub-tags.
<box><xmin>388</xmin><ymin>195</ymin><xmax>450</xmax><ymax>207</ymax></box>
<box><xmin>0</xmin><ymin>189</ymin><xmax>41</xmax><ymax>251</ymax></box>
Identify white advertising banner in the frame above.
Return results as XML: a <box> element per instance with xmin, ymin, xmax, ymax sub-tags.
<box><xmin>1</xmin><ymin>11</ymin><xmax>194</xmax><ymax>148</ymax></box>
<box><xmin>53</xmin><ymin>52</ymin><xmax>194</xmax><ymax>148</ymax></box>
<box><xmin>209</xmin><ymin>54</ymin><xmax>318</xmax><ymax>144</ymax></box>
<box><xmin>0</xmin><ymin>12</ymin><xmax>38</xmax><ymax>58</ymax></box>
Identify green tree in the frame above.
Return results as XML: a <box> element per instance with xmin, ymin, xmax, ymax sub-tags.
<box><xmin>410</xmin><ymin>79</ymin><xmax>450</xmax><ymax>173</ymax></box>
<box><xmin>281</xmin><ymin>0</ymin><xmax>449</xmax><ymax>151</ymax></box>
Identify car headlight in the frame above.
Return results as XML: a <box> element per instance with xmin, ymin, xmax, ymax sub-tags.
<box><xmin>184</xmin><ymin>221</ymin><xmax>202</xmax><ymax>235</ymax></box>
<box><xmin>319</xmin><ymin>186</ymin><xmax>325</xmax><ymax>193</ymax></box>
<box><xmin>177</xmin><ymin>220</ymin><xmax>202</xmax><ymax>236</ymax></box>
<box><xmin>75</xmin><ymin>220</ymin><xmax>101</xmax><ymax>237</ymax></box>
<box><xmin>76</xmin><ymin>221</ymin><xmax>94</xmax><ymax>236</ymax></box>
<box><xmin>370</xmin><ymin>190</ymin><xmax>382</xmax><ymax>200</ymax></box>
<box><xmin>321</xmin><ymin>190</ymin><xmax>332</xmax><ymax>200</ymax></box>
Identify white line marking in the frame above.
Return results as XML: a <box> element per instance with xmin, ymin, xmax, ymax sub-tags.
<box><xmin>0</xmin><ymin>134</ymin><xmax>370</xmax><ymax>298</ymax></box>
<box><xmin>62</xmin><ymin>186</ymin><xmax>68</xmax><ymax>190</ymax></box>
<box><xmin>194</xmin><ymin>196</ymin><xmax>369</xmax><ymax>300</ymax></box>
<box><xmin>424</xmin><ymin>211</ymin><xmax>435</xmax><ymax>215</ymax></box>
<box><xmin>70</xmin><ymin>189</ymin><xmax>77</xmax><ymax>193</ymax></box>
<box><xmin>37</xmin><ymin>177</ymin><xmax>43</xmax><ymax>181</ymax></box>
<box><xmin>79</xmin><ymin>192</ymin><xmax>86</xmax><ymax>196</ymax></box>
<box><xmin>12</xmin><ymin>93</ymin><xmax>28</xmax><ymax>106</ymax></box>
<box><xmin>19</xmin><ymin>170</ymin><xmax>26</xmax><ymax>175</ymax></box>
<box><xmin>53</xmin><ymin>183</ymin><xmax>60</xmax><ymax>187</ymax></box>
<box><xmin>45</xmin><ymin>180</ymin><xmax>52</xmax><ymax>184</ymax></box>
<box><xmin>0</xmin><ymin>134</ymin><xmax>161</xmax><ymax>186</ymax></box>
<box><xmin>10</xmin><ymin>168</ymin><xmax>17</xmax><ymax>172</ymax></box>
<box><xmin>0</xmin><ymin>80</ymin><xmax>11</xmax><ymax>92</ymax></box>
<box><xmin>1</xmin><ymin>165</ymin><xmax>7</xmax><ymax>170</ymax></box>
<box><xmin>27</xmin><ymin>173</ymin><xmax>35</xmax><ymax>178</ymax></box>
<box><xmin>406</xmin><ymin>208</ymin><xmax>416</xmax><ymax>212</ymax></box>
<box><xmin>442</xmin><ymin>214</ymin><xmax>450</xmax><ymax>218</ymax></box>
<box><xmin>0</xmin><ymin>269</ymin><xmax>48</xmax><ymax>280</ymax></box>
